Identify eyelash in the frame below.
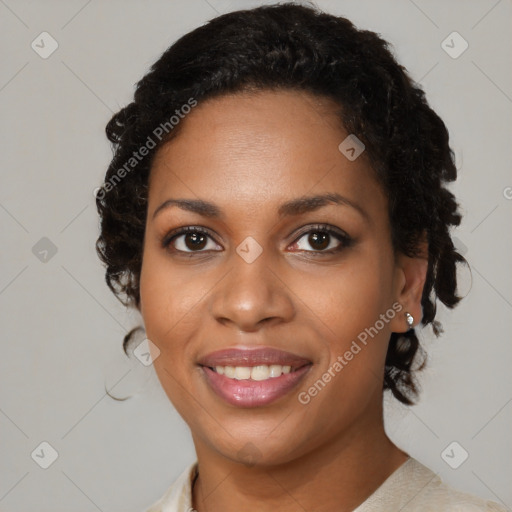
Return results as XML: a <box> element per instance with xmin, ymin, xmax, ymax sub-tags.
<box><xmin>161</xmin><ymin>224</ymin><xmax>353</xmax><ymax>257</ymax></box>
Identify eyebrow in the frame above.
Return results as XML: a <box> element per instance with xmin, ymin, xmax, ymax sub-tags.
<box><xmin>152</xmin><ymin>192</ymin><xmax>369</xmax><ymax>221</ymax></box>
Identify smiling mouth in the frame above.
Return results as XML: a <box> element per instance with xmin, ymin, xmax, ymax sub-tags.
<box><xmin>200</xmin><ymin>363</ymin><xmax>312</xmax><ymax>408</ymax></box>
<box><xmin>206</xmin><ymin>363</ymin><xmax>311</xmax><ymax>381</ymax></box>
<box><xmin>197</xmin><ymin>346</ymin><xmax>313</xmax><ymax>407</ymax></box>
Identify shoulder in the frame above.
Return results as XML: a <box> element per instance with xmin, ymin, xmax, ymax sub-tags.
<box><xmin>399</xmin><ymin>458</ymin><xmax>508</xmax><ymax>512</ymax></box>
<box><xmin>416</xmin><ymin>481</ymin><xmax>507</xmax><ymax>511</ymax></box>
<box><xmin>142</xmin><ymin>461</ymin><xmax>198</xmax><ymax>512</ymax></box>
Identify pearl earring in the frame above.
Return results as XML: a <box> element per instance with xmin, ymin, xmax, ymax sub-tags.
<box><xmin>405</xmin><ymin>312</ymin><xmax>414</xmax><ymax>330</ymax></box>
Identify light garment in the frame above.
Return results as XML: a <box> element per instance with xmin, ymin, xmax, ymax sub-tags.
<box><xmin>143</xmin><ymin>456</ymin><xmax>509</xmax><ymax>512</ymax></box>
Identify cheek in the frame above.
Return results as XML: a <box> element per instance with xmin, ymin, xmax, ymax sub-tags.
<box><xmin>139</xmin><ymin>256</ymin><xmax>202</xmax><ymax>414</ymax></box>
<box><xmin>289</xmin><ymin>265</ymin><xmax>392</xmax><ymax>440</ymax></box>
<box><xmin>140</xmin><ymin>245</ymin><xmax>205</xmax><ymax>339</ymax></box>
<box><xmin>291</xmin><ymin>250</ymin><xmax>394</xmax><ymax>343</ymax></box>
<box><xmin>139</xmin><ymin>249</ymin><xmax>200</xmax><ymax>378</ymax></box>
<box><xmin>288</xmin><ymin>250</ymin><xmax>395</xmax><ymax>405</ymax></box>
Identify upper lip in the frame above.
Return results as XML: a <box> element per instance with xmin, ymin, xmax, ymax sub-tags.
<box><xmin>198</xmin><ymin>347</ymin><xmax>312</xmax><ymax>370</ymax></box>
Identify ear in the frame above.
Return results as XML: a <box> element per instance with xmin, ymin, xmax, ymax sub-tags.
<box><xmin>389</xmin><ymin>239</ymin><xmax>429</xmax><ymax>333</ymax></box>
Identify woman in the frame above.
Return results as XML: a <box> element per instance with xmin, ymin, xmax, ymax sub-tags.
<box><xmin>95</xmin><ymin>3</ymin><xmax>506</xmax><ymax>511</ymax></box>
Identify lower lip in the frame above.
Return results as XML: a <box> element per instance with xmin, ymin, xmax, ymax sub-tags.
<box><xmin>201</xmin><ymin>365</ymin><xmax>312</xmax><ymax>408</ymax></box>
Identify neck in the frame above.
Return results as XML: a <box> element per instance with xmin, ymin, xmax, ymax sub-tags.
<box><xmin>191</xmin><ymin>406</ymin><xmax>409</xmax><ymax>512</ymax></box>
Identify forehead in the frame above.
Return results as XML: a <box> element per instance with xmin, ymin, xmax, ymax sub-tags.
<box><xmin>148</xmin><ymin>89</ymin><xmax>382</xmax><ymax>214</ymax></box>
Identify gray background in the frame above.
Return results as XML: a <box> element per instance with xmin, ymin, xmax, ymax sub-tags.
<box><xmin>1</xmin><ymin>0</ymin><xmax>511</xmax><ymax>511</ymax></box>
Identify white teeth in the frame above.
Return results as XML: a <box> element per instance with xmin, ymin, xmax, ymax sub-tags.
<box><xmin>234</xmin><ymin>367</ymin><xmax>252</xmax><ymax>380</ymax></box>
<box><xmin>224</xmin><ymin>366</ymin><xmax>236</xmax><ymax>378</ymax></box>
<box><xmin>212</xmin><ymin>364</ymin><xmax>294</xmax><ymax>380</ymax></box>
<box><xmin>251</xmin><ymin>365</ymin><xmax>270</xmax><ymax>381</ymax></box>
<box><xmin>269</xmin><ymin>365</ymin><xmax>282</xmax><ymax>378</ymax></box>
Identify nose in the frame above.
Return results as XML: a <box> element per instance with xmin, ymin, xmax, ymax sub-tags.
<box><xmin>209</xmin><ymin>246</ymin><xmax>295</xmax><ymax>332</ymax></box>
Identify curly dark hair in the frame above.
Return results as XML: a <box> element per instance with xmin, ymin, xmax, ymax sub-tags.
<box><xmin>95</xmin><ymin>2</ymin><xmax>467</xmax><ymax>405</ymax></box>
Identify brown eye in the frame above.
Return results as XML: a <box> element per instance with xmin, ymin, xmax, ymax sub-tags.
<box><xmin>163</xmin><ymin>227</ymin><xmax>222</xmax><ymax>253</ymax></box>
<box><xmin>290</xmin><ymin>224</ymin><xmax>353</xmax><ymax>254</ymax></box>
<box><xmin>308</xmin><ymin>231</ymin><xmax>330</xmax><ymax>251</ymax></box>
<box><xmin>183</xmin><ymin>232</ymin><xmax>208</xmax><ymax>251</ymax></box>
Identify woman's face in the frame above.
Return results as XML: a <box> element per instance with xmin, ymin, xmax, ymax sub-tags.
<box><xmin>139</xmin><ymin>89</ymin><xmax>422</xmax><ymax>465</ymax></box>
